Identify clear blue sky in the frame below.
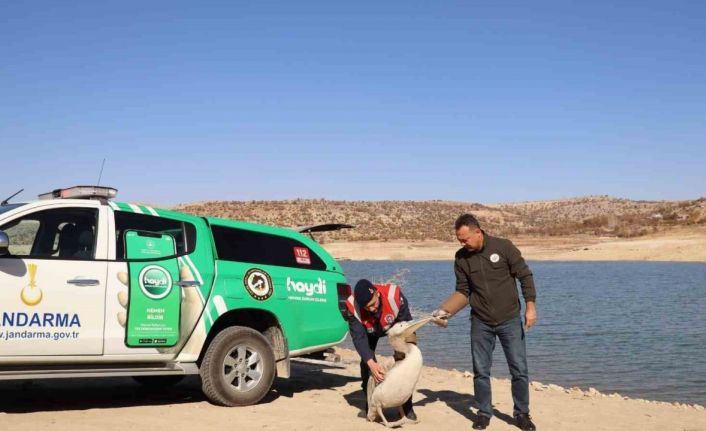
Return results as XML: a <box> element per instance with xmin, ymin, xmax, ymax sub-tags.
<box><xmin>2</xmin><ymin>1</ymin><xmax>704</xmax><ymax>205</ymax></box>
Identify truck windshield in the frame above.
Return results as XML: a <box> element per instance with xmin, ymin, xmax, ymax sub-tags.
<box><xmin>0</xmin><ymin>203</ymin><xmax>26</xmax><ymax>217</ymax></box>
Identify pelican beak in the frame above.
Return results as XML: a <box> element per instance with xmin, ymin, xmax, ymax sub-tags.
<box><xmin>402</xmin><ymin>317</ymin><xmax>434</xmax><ymax>338</ymax></box>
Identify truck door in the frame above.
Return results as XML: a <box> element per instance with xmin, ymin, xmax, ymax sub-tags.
<box><xmin>0</xmin><ymin>204</ymin><xmax>108</xmax><ymax>356</ymax></box>
<box><xmin>123</xmin><ymin>230</ymin><xmax>182</xmax><ymax>347</ymax></box>
<box><xmin>103</xmin><ymin>209</ymin><xmax>212</xmax><ymax>356</ymax></box>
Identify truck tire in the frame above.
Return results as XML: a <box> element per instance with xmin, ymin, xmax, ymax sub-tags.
<box><xmin>200</xmin><ymin>326</ymin><xmax>276</xmax><ymax>406</ymax></box>
<box><xmin>132</xmin><ymin>375</ymin><xmax>185</xmax><ymax>387</ymax></box>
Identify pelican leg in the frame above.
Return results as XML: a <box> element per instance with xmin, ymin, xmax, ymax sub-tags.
<box><xmin>402</xmin><ymin>398</ymin><xmax>419</xmax><ymax>424</ymax></box>
<box><xmin>381</xmin><ymin>409</ymin><xmax>407</xmax><ymax>428</ymax></box>
<box><xmin>367</xmin><ymin>403</ymin><xmax>378</xmax><ymax>422</ymax></box>
<box><xmin>366</xmin><ymin>376</ymin><xmax>377</xmax><ymax>421</ymax></box>
<box><xmin>378</xmin><ymin>406</ymin><xmax>390</xmax><ymax>426</ymax></box>
<box><xmin>398</xmin><ymin>406</ymin><xmax>408</xmax><ymax>425</ymax></box>
<box><xmin>378</xmin><ymin>406</ymin><xmax>409</xmax><ymax>428</ymax></box>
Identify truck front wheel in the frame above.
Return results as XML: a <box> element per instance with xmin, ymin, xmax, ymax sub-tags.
<box><xmin>200</xmin><ymin>326</ymin><xmax>276</xmax><ymax>406</ymax></box>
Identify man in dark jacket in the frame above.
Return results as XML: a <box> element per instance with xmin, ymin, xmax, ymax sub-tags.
<box><xmin>345</xmin><ymin>278</ymin><xmax>416</xmax><ymax>421</ymax></box>
<box><xmin>433</xmin><ymin>214</ymin><xmax>537</xmax><ymax>431</ymax></box>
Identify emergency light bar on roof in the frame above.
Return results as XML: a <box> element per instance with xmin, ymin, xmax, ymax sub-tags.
<box><xmin>38</xmin><ymin>186</ymin><xmax>118</xmax><ymax>201</ymax></box>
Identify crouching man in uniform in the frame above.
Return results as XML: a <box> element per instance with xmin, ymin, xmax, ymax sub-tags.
<box><xmin>344</xmin><ymin>279</ymin><xmax>417</xmax><ymax>421</ymax></box>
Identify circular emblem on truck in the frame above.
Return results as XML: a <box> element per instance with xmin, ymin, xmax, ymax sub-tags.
<box><xmin>138</xmin><ymin>265</ymin><xmax>173</xmax><ymax>299</ymax></box>
<box><xmin>490</xmin><ymin>253</ymin><xmax>500</xmax><ymax>263</ymax></box>
<box><xmin>244</xmin><ymin>269</ymin><xmax>273</xmax><ymax>301</ymax></box>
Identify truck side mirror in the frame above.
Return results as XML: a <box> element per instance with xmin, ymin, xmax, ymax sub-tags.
<box><xmin>0</xmin><ymin>231</ymin><xmax>9</xmax><ymax>256</ymax></box>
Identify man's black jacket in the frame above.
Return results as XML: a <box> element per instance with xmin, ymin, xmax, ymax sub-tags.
<box><xmin>455</xmin><ymin>232</ymin><xmax>536</xmax><ymax>325</ymax></box>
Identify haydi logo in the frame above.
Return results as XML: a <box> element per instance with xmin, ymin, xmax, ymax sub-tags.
<box><xmin>286</xmin><ymin>277</ymin><xmax>327</xmax><ymax>297</ymax></box>
<box><xmin>138</xmin><ymin>265</ymin><xmax>173</xmax><ymax>300</ymax></box>
<box><xmin>144</xmin><ymin>274</ymin><xmax>168</xmax><ymax>287</ymax></box>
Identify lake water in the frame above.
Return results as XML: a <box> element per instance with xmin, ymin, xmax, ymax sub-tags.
<box><xmin>340</xmin><ymin>260</ymin><xmax>706</xmax><ymax>406</ymax></box>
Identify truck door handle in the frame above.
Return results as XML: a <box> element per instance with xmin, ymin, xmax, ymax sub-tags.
<box><xmin>177</xmin><ymin>280</ymin><xmax>201</xmax><ymax>288</ymax></box>
<box><xmin>67</xmin><ymin>278</ymin><xmax>100</xmax><ymax>286</ymax></box>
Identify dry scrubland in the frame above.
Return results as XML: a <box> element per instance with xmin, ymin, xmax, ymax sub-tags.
<box><xmin>174</xmin><ymin>196</ymin><xmax>706</xmax><ymax>261</ymax></box>
<box><xmin>175</xmin><ymin>196</ymin><xmax>706</xmax><ymax>241</ymax></box>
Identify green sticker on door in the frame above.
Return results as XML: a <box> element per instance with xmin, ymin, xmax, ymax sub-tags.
<box><xmin>125</xmin><ymin>230</ymin><xmax>181</xmax><ymax>347</ymax></box>
<box><xmin>139</xmin><ymin>266</ymin><xmax>173</xmax><ymax>299</ymax></box>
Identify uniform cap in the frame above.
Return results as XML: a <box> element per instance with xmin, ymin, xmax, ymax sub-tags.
<box><xmin>354</xmin><ymin>279</ymin><xmax>376</xmax><ymax>305</ymax></box>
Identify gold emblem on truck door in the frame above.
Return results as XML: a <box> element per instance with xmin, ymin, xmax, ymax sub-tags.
<box><xmin>20</xmin><ymin>263</ymin><xmax>43</xmax><ymax>306</ymax></box>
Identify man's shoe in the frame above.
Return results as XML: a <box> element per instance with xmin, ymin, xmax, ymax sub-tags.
<box><xmin>358</xmin><ymin>401</ymin><xmax>368</xmax><ymax>417</ymax></box>
<box><xmin>472</xmin><ymin>415</ymin><xmax>491</xmax><ymax>430</ymax></box>
<box><xmin>515</xmin><ymin>414</ymin><xmax>536</xmax><ymax>431</ymax></box>
<box><xmin>405</xmin><ymin>408</ymin><xmax>418</xmax><ymax>422</ymax></box>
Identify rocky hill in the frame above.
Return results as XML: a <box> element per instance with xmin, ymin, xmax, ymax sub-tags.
<box><xmin>174</xmin><ymin>196</ymin><xmax>706</xmax><ymax>242</ymax></box>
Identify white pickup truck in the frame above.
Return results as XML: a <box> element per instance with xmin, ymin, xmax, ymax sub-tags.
<box><xmin>0</xmin><ymin>186</ymin><xmax>351</xmax><ymax>406</ymax></box>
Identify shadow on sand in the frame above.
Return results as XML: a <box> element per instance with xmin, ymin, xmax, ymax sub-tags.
<box><xmin>0</xmin><ymin>376</ymin><xmax>206</xmax><ymax>413</ymax></box>
<box><xmin>342</xmin><ymin>386</ymin><xmax>411</xmax><ymax>421</ymax></box>
<box><xmin>416</xmin><ymin>388</ymin><xmax>515</xmax><ymax>427</ymax></box>
<box><xmin>264</xmin><ymin>363</ymin><xmax>358</xmax><ymax>402</ymax></box>
<box><xmin>0</xmin><ymin>363</ymin><xmax>358</xmax><ymax>414</ymax></box>
<box><xmin>340</xmin><ymin>385</ymin><xmax>516</xmax><ymax>426</ymax></box>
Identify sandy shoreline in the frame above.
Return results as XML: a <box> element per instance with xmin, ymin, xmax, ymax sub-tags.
<box><xmin>2</xmin><ymin>347</ymin><xmax>704</xmax><ymax>431</ymax></box>
<box><xmin>322</xmin><ymin>226</ymin><xmax>706</xmax><ymax>262</ymax></box>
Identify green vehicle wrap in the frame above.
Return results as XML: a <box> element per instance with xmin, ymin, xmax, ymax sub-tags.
<box><xmin>108</xmin><ymin>201</ymin><xmax>349</xmax><ymax>357</ymax></box>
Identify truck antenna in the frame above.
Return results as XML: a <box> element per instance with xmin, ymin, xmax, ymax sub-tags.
<box><xmin>1</xmin><ymin>188</ymin><xmax>24</xmax><ymax>206</ymax></box>
<box><xmin>97</xmin><ymin>158</ymin><xmax>106</xmax><ymax>186</ymax></box>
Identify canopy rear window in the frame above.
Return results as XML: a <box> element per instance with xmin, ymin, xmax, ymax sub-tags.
<box><xmin>211</xmin><ymin>225</ymin><xmax>326</xmax><ymax>270</ymax></box>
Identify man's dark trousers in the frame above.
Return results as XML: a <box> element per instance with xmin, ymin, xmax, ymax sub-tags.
<box><xmin>360</xmin><ymin>334</ymin><xmax>379</xmax><ymax>394</ymax></box>
<box><xmin>471</xmin><ymin>315</ymin><xmax>529</xmax><ymax>418</ymax></box>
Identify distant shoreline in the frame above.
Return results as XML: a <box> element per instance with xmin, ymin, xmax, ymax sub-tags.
<box><xmin>321</xmin><ymin>226</ymin><xmax>706</xmax><ymax>262</ymax></box>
